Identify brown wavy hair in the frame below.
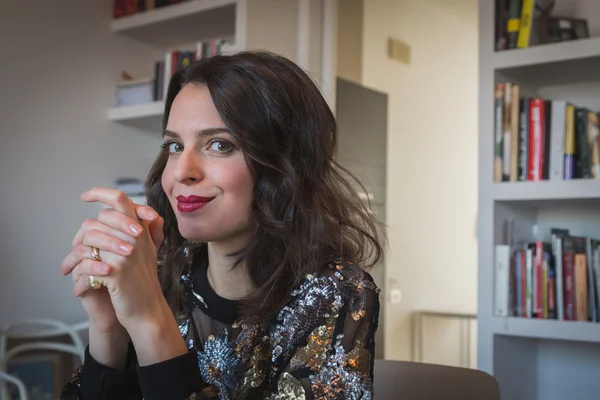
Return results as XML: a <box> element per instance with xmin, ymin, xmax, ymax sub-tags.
<box><xmin>145</xmin><ymin>50</ymin><xmax>386</xmax><ymax>322</ymax></box>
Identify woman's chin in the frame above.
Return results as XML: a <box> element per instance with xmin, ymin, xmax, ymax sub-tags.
<box><xmin>177</xmin><ymin>224</ymin><xmax>213</xmax><ymax>243</ymax></box>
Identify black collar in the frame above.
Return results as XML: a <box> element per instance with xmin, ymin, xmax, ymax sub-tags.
<box><xmin>190</xmin><ymin>251</ymin><xmax>241</xmax><ymax>325</ymax></box>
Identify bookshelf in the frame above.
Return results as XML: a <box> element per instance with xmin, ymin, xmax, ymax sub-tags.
<box><xmin>490</xmin><ymin>180</ymin><xmax>600</xmax><ymax>202</ymax></box>
<box><xmin>479</xmin><ymin>1</ymin><xmax>600</xmax><ymax>399</ymax></box>
<box><xmin>110</xmin><ymin>0</ymin><xmax>237</xmax><ymax>46</ymax></box>
<box><xmin>492</xmin><ymin>316</ymin><xmax>600</xmax><ymax>343</ymax></box>
<box><xmin>107</xmin><ymin>101</ymin><xmax>164</xmax><ymax>130</ymax></box>
<box><xmin>107</xmin><ymin>0</ymin><xmax>331</xmax><ymax>132</ymax></box>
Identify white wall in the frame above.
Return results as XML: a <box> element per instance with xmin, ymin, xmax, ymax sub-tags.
<box><xmin>336</xmin><ymin>0</ymin><xmax>363</xmax><ymax>85</ymax></box>
<box><xmin>361</xmin><ymin>0</ymin><xmax>479</xmax><ymax>362</ymax></box>
<box><xmin>0</xmin><ymin>0</ymin><xmax>164</xmax><ymax>327</ymax></box>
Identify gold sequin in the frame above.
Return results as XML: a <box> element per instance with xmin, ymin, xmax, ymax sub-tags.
<box><xmin>242</xmin><ymin>340</ymin><xmax>269</xmax><ymax>388</ymax></box>
<box><xmin>289</xmin><ymin>316</ymin><xmax>336</xmax><ymax>371</ymax></box>
<box><xmin>268</xmin><ymin>372</ymin><xmax>306</xmax><ymax>400</ymax></box>
<box><xmin>346</xmin><ymin>347</ymin><xmax>371</xmax><ymax>375</ymax></box>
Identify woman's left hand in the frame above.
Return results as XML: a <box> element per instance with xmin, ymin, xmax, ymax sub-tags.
<box><xmin>79</xmin><ymin>187</ymin><xmax>167</xmax><ymax>330</ymax></box>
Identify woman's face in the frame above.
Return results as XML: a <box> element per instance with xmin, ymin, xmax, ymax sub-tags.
<box><xmin>161</xmin><ymin>84</ymin><xmax>254</xmax><ymax>244</ymax></box>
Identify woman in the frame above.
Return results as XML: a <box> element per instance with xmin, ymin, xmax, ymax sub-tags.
<box><xmin>59</xmin><ymin>50</ymin><xmax>386</xmax><ymax>400</ymax></box>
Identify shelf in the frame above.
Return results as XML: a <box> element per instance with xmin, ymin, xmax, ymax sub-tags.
<box><xmin>492</xmin><ymin>37</ymin><xmax>600</xmax><ymax>88</ymax></box>
<box><xmin>490</xmin><ymin>180</ymin><xmax>600</xmax><ymax>203</ymax></box>
<box><xmin>111</xmin><ymin>0</ymin><xmax>236</xmax><ymax>47</ymax></box>
<box><xmin>107</xmin><ymin>101</ymin><xmax>164</xmax><ymax>131</ymax></box>
<box><xmin>493</xmin><ymin>317</ymin><xmax>600</xmax><ymax>344</ymax></box>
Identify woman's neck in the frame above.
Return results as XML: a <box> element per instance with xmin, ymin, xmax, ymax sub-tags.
<box><xmin>206</xmin><ymin>239</ymin><xmax>253</xmax><ymax>300</ymax></box>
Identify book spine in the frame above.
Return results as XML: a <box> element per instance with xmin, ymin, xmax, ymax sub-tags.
<box><xmin>563</xmin><ymin>252</ymin><xmax>576</xmax><ymax>320</ymax></box>
<box><xmin>494</xmin><ymin>83</ymin><xmax>505</xmax><ymax>182</ymax></box>
<box><xmin>564</xmin><ymin>104</ymin><xmax>575</xmax><ymax>179</ymax></box>
<box><xmin>526</xmin><ymin>248</ymin><xmax>533</xmax><ymax>317</ymax></box>
<box><xmin>518</xmin><ymin>98</ymin><xmax>529</xmax><ymax>180</ymax></box>
<box><xmin>496</xmin><ymin>0</ymin><xmax>509</xmax><ymax>50</ymax></box>
<box><xmin>510</xmin><ymin>85</ymin><xmax>520</xmax><ymax>181</ymax></box>
<box><xmin>575</xmin><ymin>254</ymin><xmax>589</xmax><ymax>321</ymax></box>
<box><xmin>555</xmin><ymin>237</ymin><xmax>564</xmax><ymax>320</ymax></box>
<box><xmin>506</xmin><ymin>0</ymin><xmax>522</xmax><ymax>49</ymax></box>
<box><xmin>528</xmin><ymin>99</ymin><xmax>545</xmax><ymax>181</ymax></box>
<box><xmin>521</xmin><ymin>250</ymin><xmax>527</xmax><ymax>317</ymax></box>
<box><xmin>495</xmin><ymin>245</ymin><xmax>511</xmax><ymax>316</ymax></box>
<box><xmin>535</xmin><ymin>242</ymin><xmax>543</xmax><ymax>317</ymax></box>
<box><xmin>503</xmin><ymin>83</ymin><xmax>513</xmax><ymax>180</ymax></box>
<box><xmin>588</xmin><ymin>112</ymin><xmax>600</xmax><ymax>178</ymax></box>
<box><xmin>547</xmin><ymin>251</ymin><xmax>556</xmax><ymax>319</ymax></box>
<box><xmin>517</xmin><ymin>0</ymin><xmax>535</xmax><ymax>48</ymax></box>
<box><xmin>543</xmin><ymin>100</ymin><xmax>552</xmax><ymax>179</ymax></box>
<box><xmin>575</xmin><ymin>108</ymin><xmax>590</xmax><ymax>178</ymax></box>
<box><xmin>549</xmin><ymin>101</ymin><xmax>566</xmax><ymax>180</ymax></box>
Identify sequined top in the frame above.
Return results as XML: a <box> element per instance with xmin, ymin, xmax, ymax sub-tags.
<box><xmin>60</xmin><ymin>254</ymin><xmax>380</xmax><ymax>400</ymax></box>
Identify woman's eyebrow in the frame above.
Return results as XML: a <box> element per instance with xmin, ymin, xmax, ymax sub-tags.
<box><xmin>162</xmin><ymin>127</ymin><xmax>232</xmax><ymax>139</ymax></box>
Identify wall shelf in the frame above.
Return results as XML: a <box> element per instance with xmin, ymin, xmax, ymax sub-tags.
<box><xmin>492</xmin><ymin>36</ymin><xmax>600</xmax><ymax>70</ymax></box>
<box><xmin>493</xmin><ymin>317</ymin><xmax>600</xmax><ymax>344</ymax></box>
<box><xmin>110</xmin><ymin>0</ymin><xmax>237</xmax><ymax>47</ymax></box>
<box><xmin>491</xmin><ymin>180</ymin><xmax>600</xmax><ymax>203</ymax></box>
<box><xmin>493</xmin><ymin>37</ymin><xmax>600</xmax><ymax>88</ymax></box>
<box><xmin>107</xmin><ymin>102</ymin><xmax>164</xmax><ymax>131</ymax></box>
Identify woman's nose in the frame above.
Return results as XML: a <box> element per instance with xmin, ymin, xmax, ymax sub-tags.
<box><xmin>173</xmin><ymin>149</ymin><xmax>204</xmax><ymax>183</ymax></box>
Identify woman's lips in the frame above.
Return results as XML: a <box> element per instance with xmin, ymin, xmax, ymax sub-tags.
<box><xmin>176</xmin><ymin>195</ymin><xmax>215</xmax><ymax>213</ymax></box>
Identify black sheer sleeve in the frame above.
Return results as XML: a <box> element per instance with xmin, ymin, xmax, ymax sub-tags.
<box><xmin>60</xmin><ymin>343</ymin><xmax>205</xmax><ymax>400</ymax></box>
<box><xmin>60</xmin><ymin>344</ymin><xmax>141</xmax><ymax>400</ymax></box>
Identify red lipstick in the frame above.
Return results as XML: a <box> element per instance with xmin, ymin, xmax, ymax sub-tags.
<box><xmin>176</xmin><ymin>195</ymin><xmax>215</xmax><ymax>213</ymax></box>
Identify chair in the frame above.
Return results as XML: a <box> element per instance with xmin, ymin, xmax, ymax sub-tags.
<box><xmin>0</xmin><ymin>319</ymin><xmax>89</xmax><ymax>400</ymax></box>
<box><xmin>373</xmin><ymin>359</ymin><xmax>501</xmax><ymax>399</ymax></box>
<box><xmin>0</xmin><ymin>370</ymin><xmax>28</xmax><ymax>400</ymax></box>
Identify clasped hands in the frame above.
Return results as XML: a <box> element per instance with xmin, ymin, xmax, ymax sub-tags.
<box><xmin>60</xmin><ymin>187</ymin><xmax>168</xmax><ymax>340</ymax></box>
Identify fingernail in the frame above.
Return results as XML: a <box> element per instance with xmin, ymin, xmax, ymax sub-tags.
<box><xmin>100</xmin><ymin>264</ymin><xmax>110</xmax><ymax>274</ymax></box>
<box><xmin>130</xmin><ymin>224</ymin><xmax>142</xmax><ymax>235</ymax></box>
<box><xmin>119</xmin><ymin>243</ymin><xmax>133</xmax><ymax>254</ymax></box>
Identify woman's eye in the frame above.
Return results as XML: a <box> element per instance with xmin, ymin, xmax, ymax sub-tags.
<box><xmin>162</xmin><ymin>142</ymin><xmax>183</xmax><ymax>153</ymax></box>
<box><xmin>209</xmin><ymin>140</ymin><xmax>233</xmax><ymax>153</ymax></box>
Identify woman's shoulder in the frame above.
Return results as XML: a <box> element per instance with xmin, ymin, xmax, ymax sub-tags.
<box><xmin>320</xmin><ymin>259</ymin><xmax>380</xmax><ymax>296</ymax></box>
<box><xmin>284</xmin><ymin>259</ymin><xmax>380</xmax><ymax>318</ymax></box>
<box><xmin>268</xmin><ymin>259</ymin><xmax>380</xmax><ymax>367</ymax></box>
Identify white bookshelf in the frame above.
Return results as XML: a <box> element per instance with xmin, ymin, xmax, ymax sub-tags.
<box><xmin>490</xmin><ymin>180</ymin><xmax>600</xmax><ymax>202</ymax></box>
<box><xmin>107</xmin><ymin>0</ymin><xmax>331</xmax><ymax>132</ymax></box>
<box><xmin>107</xmin><ymin>101</ymin><xmax>164</xmax><ymax>130</ymax></box>
<box><xmin>492</xmin><ymin>317</ymin><xmax>600</xmax><ymax>344</ymax></box>
<box><xmin>110</xmin><ymin>0</ymin><xmax>237</xmax><ymax>47</ymax></box>
<box><xmin>491</xmin><ymin>36</ymin><xmax>600</xmax><ymax>69</ymax></box>
<box><xmin>478</xmin><ymin>1</ymin><xmax>600</xmax><ymax>399</ymax></box>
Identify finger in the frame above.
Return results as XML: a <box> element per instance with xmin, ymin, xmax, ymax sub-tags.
<box><xmin>97</xmin><ymin>208</ymin><xmax>146</xmax><ymax>238</ymax></box>
<box><xmin>132</xmin><ymin>203</ymin><xmax>160</xmax><ymax>222</ymax></box>
<box><xmin>61</xmin><ymin>244</ymin><xmax>114</xmax><ymax>276</ymax></box>
<box><xmin>71</xmin><ymin>259</ymin><xmax>112</xmax><ymax>282</ymax></box>
<box><xmin>71</xmin><ymin>218</ymin><xmax>137</xmax><ymax>250</ymax></box>
<box><xmin>148</xmin><ymin>216</ymin><xmax>165</xmax><ymax>249</ymax></box>
<box><xmin>82</xmin><ymin>229</ymin><xmax>134</xmax><ymax>258</ymax></box>
<box><xmin>72</xmin><ymin>273</ymin><xmax>107</xmax><ymax>297</ymax></box>
<box><xmin>81</xmin><ymin>188</ymin><xmax>138</xmax><ymax>220</ymax></box>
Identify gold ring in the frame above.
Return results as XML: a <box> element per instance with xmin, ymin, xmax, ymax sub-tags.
<box><xmin>88</xmin><ymin>275</ymin><xmax>102</xmax><ymax>290</ymax></box>
<box><xmin>91</xmin><ymin>246</ymin><xmax>102</xmax><ymax>262</ymax></box>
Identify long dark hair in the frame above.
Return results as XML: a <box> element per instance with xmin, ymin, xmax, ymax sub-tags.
<box><xmin>146</xmin><ymin>50</ymin><xmax>386</xmax><ymax>322</ymax></box>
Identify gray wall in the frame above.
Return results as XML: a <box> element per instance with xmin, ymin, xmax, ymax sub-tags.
<box><xmin>0</xmin><ymin>0</ymin><xmax>164</xmax><ymax>327</ymax></box>
<box><xmin>336</xmin><ymin>78</ymin><xmax>388</xmax><ymax>358</ymax></box>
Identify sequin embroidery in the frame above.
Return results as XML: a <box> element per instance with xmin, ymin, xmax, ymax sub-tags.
<box><xmin>59</xmin><ymin>260</ymin><xmax>379</xmax><ymax>400</ymax></box>
<box><xmin>266</xmin><ymin>372</ymin><xmax>306</xmax><ymax>400</ymax></box>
